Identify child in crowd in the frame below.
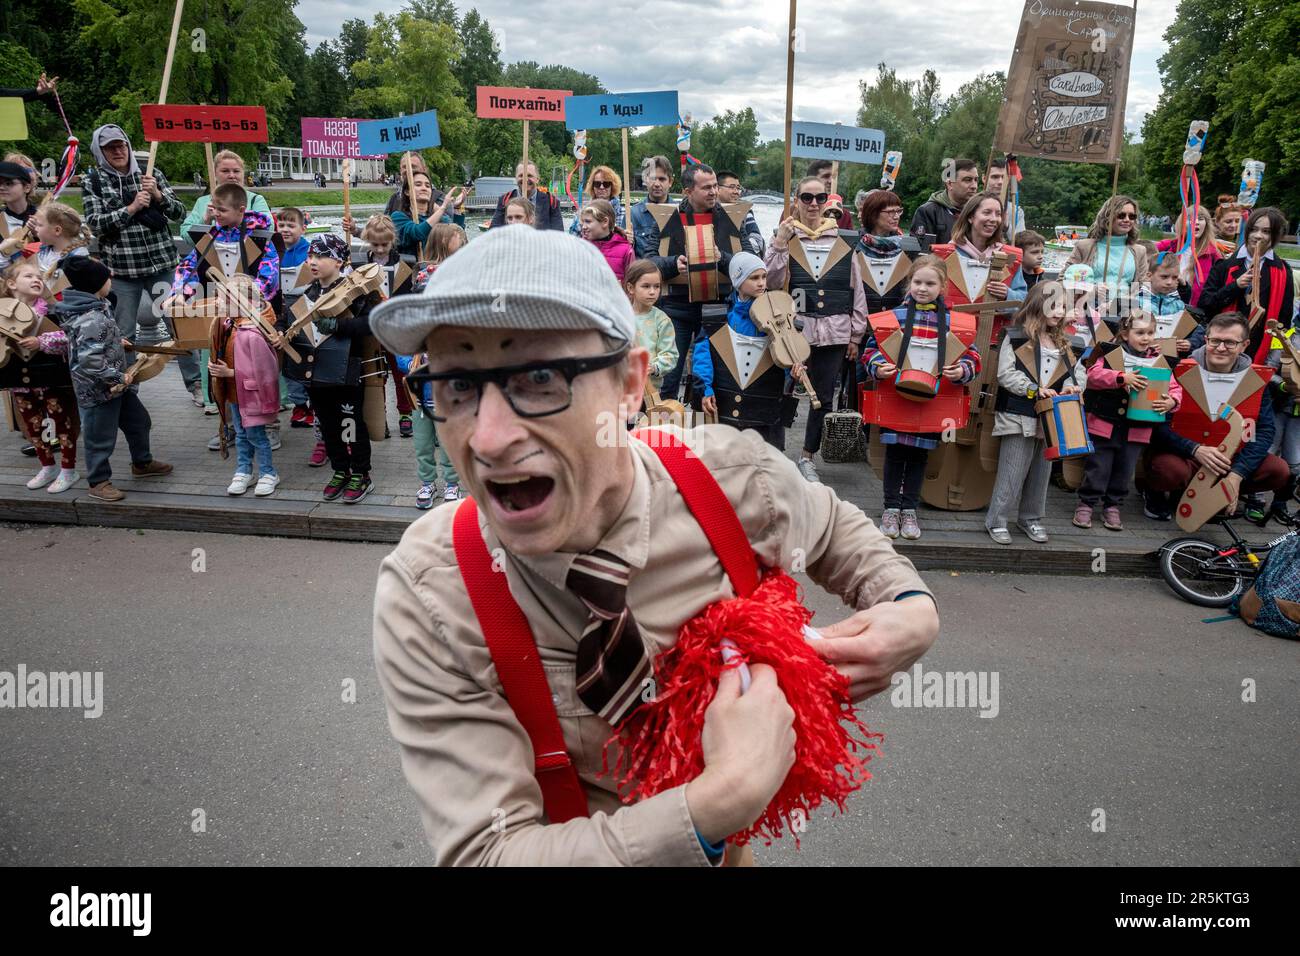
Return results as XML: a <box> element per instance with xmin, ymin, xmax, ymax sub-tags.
<box><xmin>984</xmin><ymin>281</ymin><xmax>1087</xmax><ymax>544</ymax></box>
<box><xmin>289</xmin><ymin>234</ymin><xmax>383</xmax><ymax>504</ymax></box>
<box><xmin>277</xmin><ymin>207</ymin><xmax>314</xmax><ymax>430</ymax></box>
<box><xmin>362</xmin><ymin>214</ymin><xmax>417</xmax><ymax>438</ymax></box>
<box><xmin>53</xmin><ymin>256</ymin><xmax>172</xmax><ymax>501</ymax></box>
<box><xmin>1015</xmin><ymin>230</ymin><xmax>1047</xmax><ymax>291</ymax></box>
<box><xmin>862</xmin><ymin>255</ymin><xmax>981</xmax><ymax>540</ymax></box>
<box><xmin>1155</xmin><ymin>204</ymin><xmax>1220</xmax><ymax>307</ymax></box>
<box><xmin>580</xmin><ymin>199</ymin><xmax>634</xmax><ymax>282</ymax></box>
<box><xmin>0</xmin><ymin>156</ymin><xmax>38</xmax><ymax>262</ymax></box>
<box><xmin>206</xmin><ymin>274</ymin><xmax>285</xmax><ymax>497</ymax></box>
<box><xmin>4</xmin><ymin>259</ymin><xmax>80</xmax><ymax>492</ymax></box>
<box><xmin>391</xmin><ymin>171</ymin><xmax>460</xmax><ymax>258</ymax></box>
<box><xmin>1075</xmin><ymin>312</ymin><xmax>1182</xmax><ymax>531</ymax></box>
<box><xmin>396</xmin><ymin>223</ymin><xmax>467</xmax><ymax>508</ymax></box>
<box><xmin>624</xmin><ymin>259</ymin><xmax>677</xmax><ymax>390</ymax></box>
<box><xmin>503</xmin><ymin>196</ymin><xmax>534</xmax><ymax>226</ymax></box>
<box><xmin>1139</xmin><ymin>251</ymin><xmax>1199</xmax><ymax>356</ymax></box>
<box><xmin>692</xmin><ymin>252</ymin><xmax>799</xmax><ymax>449</ymax></box>
<box><xmin>26</xmin><ymin>202</ymin><xmax>90</xmax><ymax>294</ymax></box>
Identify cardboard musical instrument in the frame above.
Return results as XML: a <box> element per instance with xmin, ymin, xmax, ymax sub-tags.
<box><xmin>358</xmin><ymin>334</ymin><xmax>389</xmax><ymax>442</ymax></box>
<box><xmin>1175</xmin><ymin>403</ymin><xmax>1246</xmax><ymax>532</ymax></box>
<box><xmin>162</xmin><ymin>296</ymin><xmax>222</xmax><ymax>349</ymax></box>
<box><xmin>286</xmin><ymin>262</ymin><xmax>384</xmax><ymax>341</ymax></box>
<box><xmin>642</xmin><ymin>381</ymin><xmax>688</xmax><ymax>427</ymax></box>
<box><xmin>1246</xmin><ymin>239</ymin><xmax>1266</xmax><ymax>329</ymax></box>
<box><xmin>1267</xmin><ymin>319</ymin><xmax>1300</xmax><ymax>393</ymax></box>
<box><xmin>749</xmin><ymin>290</ymin><xmax>821</xmax><ymax>409</ymax></box>
<box><xmin>648</xmin><ymin>201</ymin><xmax>750</xmax><ymax>302</ymax></box>
<box><xmin>206</xmin><ymin>273</ymin><xmax>301</xmax><ymax>364</ymax></box>
<box><xmin>125</xmin><ymin>349</ymin><xmax>173</xmax><ymax>384</ymax></box>
<box><xmin>1035</xmin><ymin>394</ymin><xmax>1093</xmax><ymax>460</ymax></box>
<box><xmin>0</xmin><ymin>298</ymin><xmax>58</xmax><ymax>367</ymax></box>
<box><xmin>1154</xmin><ymin>309</ymin><xmax>1199</xmax><ymax>359</ymax></box>
<box><xmin>861</xmin><ymin>306</ymin><xmax>975</xmax><ymax>434</ymax></box>
<box><xmin>1105</xmin><ymin>347</ymin><xmax>1172</xmax><ymax>422</ymax></box>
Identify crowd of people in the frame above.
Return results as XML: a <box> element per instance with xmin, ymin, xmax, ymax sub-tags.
<box><xmin>2</xmin><ymin>115</ymin><xmax>1297</xmax><ymax>538</ymax></box>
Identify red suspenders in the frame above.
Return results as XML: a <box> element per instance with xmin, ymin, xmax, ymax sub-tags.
<box><xmin>451</xmin><ymin>431</ymin><xmax>760</xmax><ymax>822</ymax></box>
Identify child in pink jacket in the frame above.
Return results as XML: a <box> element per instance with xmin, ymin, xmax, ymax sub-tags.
<box><xmin>580</xmin><ymin>199</ymin><xmax>634</xmax><ymax>282</ymax></box>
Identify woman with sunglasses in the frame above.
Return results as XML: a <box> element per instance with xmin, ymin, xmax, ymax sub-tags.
<box><xmin>568</xmin><ymin>165</ymin><xmax>625</xmax><ymax>235</ymax></box>
<box><xmin>1066</xmin><ymin>196</ymin><xmax>1149</xmax><ymax>314</ymax></box>
<box><xmin>765</xmin><ymin>176</ymin><xmax>869</xmax><ymax>483</ymax></box>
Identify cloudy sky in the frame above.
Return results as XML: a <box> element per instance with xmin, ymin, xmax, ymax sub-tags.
<box><xmin>300</xmin><ymin>0</ymin><xmax>1176</xmax><ymax>140</ymax></box>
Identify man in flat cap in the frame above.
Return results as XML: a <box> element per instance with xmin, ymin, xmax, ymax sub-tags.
<box><xmin>369</xmin><ymin>226</ymin><xmax>939</xmax><ymax>866</ymax></box>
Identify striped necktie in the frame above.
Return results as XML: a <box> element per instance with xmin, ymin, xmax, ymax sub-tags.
<box><xmin>567</xmin><ymin>550</ymin><xmax>653</xmax><ymax>726</ymax></box>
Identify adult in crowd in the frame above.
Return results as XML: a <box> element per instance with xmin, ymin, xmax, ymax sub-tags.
<box><xmin>1154</xmin><ymin>204</ymin><xmax>1221</xmax><ymax>308</ymax></box>
<box><xmin>807</xmin><ymin>160</ymin><xmax>853</xmax><ymax>230</ymax></box>
<box><xmin>856</xmin><ymin>189</ymin><xmax>915</xmax><ymax>314</ymax></box>
<box><xmin>1144</xmin><ymin>312</ymin><xmax>1289</xmax><ymax>520</ymax></box>
<box><xmin>81</xmin><ymin>124</ymin><xmax>201</xmax><ymax>402</ymax></box>
<box><xmin>937</xmin><ymin>192</ymin><xmax>1028</xmax><ymax>303</ymax></box>
<box><xmin>765</xmin><ymin>175</ymin><xmax>868</xmax><ymax>483</ymax></box>
<box><xmin>717</xmin><ymin>170</ymin><xmax>764</xmax><ymax>255</ymax></box>
<box><xmin>567</xmin><ymin>165</ymin><xmax>625</xmax><ymax>235</ymax></box>
<box><xmin>181</xmin><ymin>150</ymin><xmax>271</xmax><ymax>237</ymax></box>
<box><xmin>489</xmin><ymin>162</ymin><xmax>564</xmax><ymax>231</ymax></box>
<box><xmin>910</xmin><ymin>158</ymin><xmax>980</xmax><ymax>251</ymax></box>
<box><xmin>649</xmin><ymin>163</ymin><xmax>742</xmax><ymax>399</ymax></box>
<box><xmin>1066</xmin><ymin>195</ymin><xmax>1148</xmax><ymax>315</ymax></box>
<box><xmin>1199</xmin><ymin>207</ymin><xmax>1295</xmax><ymax>364</ymax></box>
<box><xmin>343</xmin><ymin>153</ymin><xmax>465</xmax><ymax>238</ymax></box>
<box><xmin>1212</xmin><ymin>195</ymin><xmax>1244</xmax><ymax>256</ymax></box>
<box><xmin>630</xmin><ymin>155</ymin><xmax>674</xmax><ymax>258</ymax></box>
<box><xmin>367</xmin><ymin>224</ymin><xmax>939</xmax><ymax>866</ymax></box>
<box><xmin>984</xmin><ymin>158</ymin><xmax>1024</xmax><ymax>242</ymax></box>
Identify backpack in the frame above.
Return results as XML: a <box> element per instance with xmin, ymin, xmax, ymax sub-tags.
<box><xmin>1233</xmin><ymin>532</ymin><xmax>1300</xmax><ymax>639</ymax></box>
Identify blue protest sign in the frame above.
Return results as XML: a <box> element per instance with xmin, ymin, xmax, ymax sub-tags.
<box><xmin>564</xmin><ymin>91</ymin><xmax>679</xmax><ymax>130</ymax></box>
<box><xmin>356</xmin><ymin>109</ymin><xmax>441</xmax><ymax>154</ymax></box>
<box><xmin>790</xmin><ymin>121</ymin><xmax>885</xmax><ymax>165</ymax></box>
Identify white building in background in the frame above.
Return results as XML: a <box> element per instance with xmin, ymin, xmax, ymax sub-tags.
<box><xmin>258</xmin><ymin>146</ymin><xmax>386</xmax><ymax>182</ymax></box>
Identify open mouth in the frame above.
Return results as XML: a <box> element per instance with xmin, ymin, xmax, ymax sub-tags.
<box><xmin>486</xmin><ymin>476</ymin><xmax>555</xmax><ymax>515</ymax></box>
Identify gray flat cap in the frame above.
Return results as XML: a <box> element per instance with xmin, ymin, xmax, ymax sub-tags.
<box><xmin>368</xmin><ymin>224</ymin><xmax>638</xmax><ymax>355</ymax></box>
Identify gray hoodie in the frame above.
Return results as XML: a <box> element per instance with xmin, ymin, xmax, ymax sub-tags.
<box><xmin>53</xmin><ymin>290</ymin><xmax>132</xmax><ymax>407</ymax></box>
<box><xmin>90</xmin><ymin>124</ymin><xmax>139</xmax><ymax>176</ymax></box>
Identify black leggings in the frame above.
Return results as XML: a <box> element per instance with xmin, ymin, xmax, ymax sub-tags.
<box><xmin>803</xmin><ymin>344</ymin><xmax>847</xmax><ymax>455</ymax></box>
<box><xmin>882</xmin><ymin>442</ymin><xmax>929</xmax><ymax>510</ymax></box>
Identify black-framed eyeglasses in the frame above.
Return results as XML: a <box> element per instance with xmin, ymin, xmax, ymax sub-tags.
<box><xmin>404</xmin><ymin>348</ymin><xmax>628</xmax><ymax>422</ymax></box>
<box><xmin>799</xmin><ymin>192</ymin><xmax>828</xmax><ymax>204</ymax></box>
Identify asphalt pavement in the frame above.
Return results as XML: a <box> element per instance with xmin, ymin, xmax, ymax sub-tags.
<box><xmin>0</xmin><ymin>524</ymin><xmax>1295</xmax><ymax>866</ymax></box>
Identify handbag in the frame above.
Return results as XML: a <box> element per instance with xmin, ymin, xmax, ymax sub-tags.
<box><xmin>820</xmin><ymin>410</ymin><xmax>867</xmax><ymax>462</ymax></box>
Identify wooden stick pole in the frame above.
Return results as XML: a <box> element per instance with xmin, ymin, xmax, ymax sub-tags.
<box><xmin>203</xmin><ymin>142</ymin><xmax>216</xmax><ymax>194</ymax></box>
<box><xmin>782</xmin><ymin>0</ymin><xmax>797</xmax><ymax>219</ymax></box>
<box><xmin>342</xmin><ymin>158</ymin><xmax>352</xmax><ymax>223</ymax></box>
<box><xmin>405</xmin><ymin>150</ymin><xmax>418</xmax><ymax>220</ymax></box>
<box><xmin>521</xmin><ymin>120</ymin><xmax>530</xmax><ymax>184</ymax></box>
<box><xmin>621</xmin><ymin>127</ymin><xmax>632</xmax><ymax>223</ymax></box>
<box><xmin>145</xmin><ymin>0</ymin><xmax>187</xmax><ymax>178</ymax></box>
<box><xmin>1101</xmin><ymin>160</ymin><xmax>1121</xmax><ymax>290</ymax></box>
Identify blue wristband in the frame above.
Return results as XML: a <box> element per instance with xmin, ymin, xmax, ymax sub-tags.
<box><xmin>894</xmin><ymin>590</ymin><xmax>935</xmax><ymax>608</ymax></box>
<box><xmin>695</xmin><ymin>829</ymin><xmax>726</xmax><ymax>861</ymax></box>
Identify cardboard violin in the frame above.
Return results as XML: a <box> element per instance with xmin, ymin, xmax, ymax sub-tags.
<box><xmin>749</xmin><ymin>291</ymin><xmax>821</xmax><ymax>409</ymax></box>
<box><xmin>0</xmin><ymin>298</ymin><xmax>58</xmax><ymax>368</ymax></box>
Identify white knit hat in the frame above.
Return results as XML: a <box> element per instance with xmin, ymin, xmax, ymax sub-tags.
<box><xmin>369</xmin><ymin>225</ymin><xmax>637</xmax><ymax>355</ymax></box>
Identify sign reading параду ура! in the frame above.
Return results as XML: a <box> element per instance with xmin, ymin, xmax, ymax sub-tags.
<box><xmin>563</xmin><ymin>91</ymin><xmax>680</xmax><ymax>131</ymax></box>
<box><xmin>355</xmin><ymin>110</ymin><xmax>441</xmax><ymax>155</ymax></box>
<box><xmin>789</xmin><ymin>122</ymin><xmax>886</xmax><ymax>165</ymax></box>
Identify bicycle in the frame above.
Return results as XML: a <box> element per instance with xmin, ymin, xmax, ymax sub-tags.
<box><xmin>1159</xmin><ymin>513</ymin><xmax>1300</xmax><ymax>607</ymax></box>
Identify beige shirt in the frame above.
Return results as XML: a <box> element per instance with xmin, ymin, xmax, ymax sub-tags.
<box><xmin>372</xmin><ymin>424</ymin><xmax>932</xmax><ymax>866</ymax></box>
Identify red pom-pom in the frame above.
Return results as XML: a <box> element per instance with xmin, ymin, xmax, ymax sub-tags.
<box><xmin>604</xmin><ymin>568</ymin><xmax>881</xmax><ymax>846</ymax></box>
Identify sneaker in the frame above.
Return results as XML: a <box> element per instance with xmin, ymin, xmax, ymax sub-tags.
<box><xmin>416</xmin><ymin>482</ymin><xmax>436</xmax><ymax>510</ymax></box>
<box><xmin>443</xmin><ymin>482</ymin><xmax>462</xmax><ymax>501</ymax></box>
<box><xmin>130</xmin><ymin>459</ymin><xmax>173</xmax><ymax>478</ymax></box>
<box><xmin>26</xmin><ymin>465</ymin><xmax>59</xmax><ymax>490</ymax></box>
<box><xmin>322</xmin><ymin>470</ymin><xmax>349</xmax><ymax>501</ymax></box>
<box><xmin>266</xmin><ymin>424</ymin><xmax>282</xmax><ymax>451</ymax></box>
<box><xmin>1017</xmin><ymin>521</ymin><xmax>1049</xmax><ymax>543</ymax></box>
<box><xmin>900</xmin><ymin>510</ymin><xmax>921</xmax><ymax>540</ymax></box>
<box><xmin>880</xmin><ymin>509</ymin><xmax>901</xmax><ymax>539</ymax></box>
<box><xmin>342</xmin><ymin>473</ymin><xmax>372</xmax><ymax>504</ymax></box>
<box><xmin>796</xmin><ymin>457</ymin><xmax>820</xmax><ymax>483</ymax></box>
<box><xmin>1102</xmin><ymin>506</ymin><xmax>1123</xmax><ymax>531</ymax></box>
<box><xmin>47</xmin><ymin>469</ymin><xmax>79</xmax><ymax>494</ymax></box>
<box><xmin>1142</xmin><ymin>490</ymin><xmax>1172</xmax><ymax>521</ymax></box>
<box><xmin>1072</xmin><ymin>503</ymin><xmax>1093</xmax><ymax>529</ymax></box>
<box><xmin>1242</xmin><ymin>495</ymin><xmax>1267</xmax><ymax>525</ymax></box>
<box><xmin>254</xmin><ymin>474</ymin><xmax>280</xmax><ymax>497</ymax></box>
<box><xmin>208</xmin><ymin>429</ymin><xmax>234</xmax><ymax>451</ymax></box>
<box><xmin>204</xmin><ymin>403</ymin><xmax>218</xmax><ymax>416</ymax></box>
<box><xmin>87</xmin><ymin>481</ymin><xmax>124</xmax><ymax>502</ymax></box>
<box><xmin>189</xmin><ymin>382</ymin><xmax>205</xmax><ymax>407</ymax></box>
<box><xmin>20</xmin><ymin>443</ymin><xmax>37</xmax><ymax>457</ymax></box>
<box><xmin>227</xmin><ymin>472</ymin><xmax>253</xmax><ymax>496</ymax></box>
<box><xmin>290</xmin><ymin>405</ymin><xmax>311</xmax><ymax>428</ymax></box>
<box><xmin>308</xmin><ymin>441</ymin><xmax>327</xmax><ymax>467</ymax></box>
<box><xmin>399</xmin><ymin>414</ymin><xmax>413</xmax><ymax>438</ymax></box>
<box><xmin>987</xmin><ymin>526</ymin><xmax>1012</xmax><ymax>545</ymax></box>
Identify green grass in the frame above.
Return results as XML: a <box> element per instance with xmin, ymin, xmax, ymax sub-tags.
<box><xmin>1276</xmin><ymin>245</ymin><xmax>1299</xmax><ymax>262</ymax></box>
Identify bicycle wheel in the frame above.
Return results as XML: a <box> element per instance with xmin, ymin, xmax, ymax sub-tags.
<box><xmin>1159</xmin><ymin>537</ymin><xmax>1247</xmax><ymax>608</ymax></box>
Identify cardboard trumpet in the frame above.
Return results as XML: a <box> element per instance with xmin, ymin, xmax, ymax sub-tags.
<box><xmin>1175</xmin><ymin>404</ymin><xmax>1246</xmax><ymax>532</ymax></box>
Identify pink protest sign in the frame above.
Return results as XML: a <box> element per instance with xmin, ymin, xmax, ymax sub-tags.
<box><xmin>300</xmin><ymin>118</ymin><xmax>387</xmax><ymax>159</ymax></box>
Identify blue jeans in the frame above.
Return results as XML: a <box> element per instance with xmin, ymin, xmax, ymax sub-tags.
<box><xmin>282</xmin><ymin>375</ymin><xmax>309</xmax><ymax>406</ymax></box>
<box><xmin>230</xmin><ymin>403</ymin><xmax>276</xmax><ymax>477</ymax></box>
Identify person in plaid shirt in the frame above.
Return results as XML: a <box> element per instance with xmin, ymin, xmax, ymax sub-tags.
<box><xmin>82</xmin><ymin>124</ymin><xmax>202</xmax><ymax>402</ymax></box>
